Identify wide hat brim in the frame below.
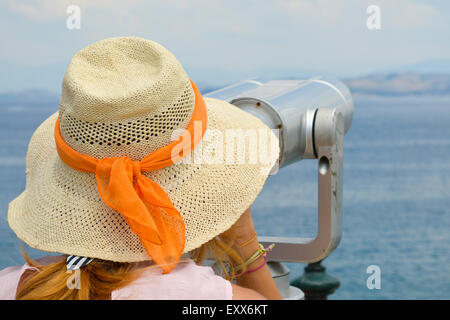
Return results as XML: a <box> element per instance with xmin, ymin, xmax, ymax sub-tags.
<box><xmin>8</xmin><ymin>97</ymin><xmax>279</xmax><ymax>262</ymax></box>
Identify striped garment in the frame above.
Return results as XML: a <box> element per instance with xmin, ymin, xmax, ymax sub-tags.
<box><xmin>66</xmin><ymin>255</ymin><xmax>93</xmax><ymax>271</ymax></box>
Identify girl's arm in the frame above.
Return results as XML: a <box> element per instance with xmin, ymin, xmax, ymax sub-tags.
<box><xmin>222</xmin><ymin>208</ymin><xmax>283</xmax><ymax>300</ymax></box>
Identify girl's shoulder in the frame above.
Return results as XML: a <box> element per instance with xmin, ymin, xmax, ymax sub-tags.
<box><xmin>112</xmin><ymin>258</ymin><xmax>232</xmax><ymax>300</ymax></box>
<box><xmin>0</xmin><ymin>255</ymin><xmax>66</xmax><ymax>299</ymax></box>
<box><xmin>0</xmin><ymin>264</ymin><xmax>38</xmax><ymax>300</ymax></box>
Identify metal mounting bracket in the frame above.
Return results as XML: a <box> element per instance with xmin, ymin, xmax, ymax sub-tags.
<box><xmin>260</xmin><ymin>108</ymin><xmax>345</xmax><ymax>263</ymax></box>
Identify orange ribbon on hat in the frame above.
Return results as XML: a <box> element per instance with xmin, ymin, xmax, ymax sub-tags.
<box><xmin>54</xmin><ymin>80</ymin><xmax>207</xmax><ymax>274</ymax></box>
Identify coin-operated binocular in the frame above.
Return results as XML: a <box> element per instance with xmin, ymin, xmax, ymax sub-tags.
<box><xmin>205</xmin><ymin>77</ymin><xmax>353</xmax><ymax>264</ymax></box>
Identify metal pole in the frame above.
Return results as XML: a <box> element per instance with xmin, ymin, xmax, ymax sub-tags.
<box><xmin>291</xmin><ymin>260</ymin><xmax>340</xmax><ymax>300</ymax></box>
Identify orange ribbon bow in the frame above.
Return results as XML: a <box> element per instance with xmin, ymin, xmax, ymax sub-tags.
<box><xmin>54</xmin><ymin>80</ymin><xmax>207</xmax><ymax>273</ymax></box>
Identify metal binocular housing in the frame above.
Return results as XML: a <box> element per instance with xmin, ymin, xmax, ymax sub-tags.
<box><xmin>205</xmin><ymin>76</ymin><xmax>354</xmax><ymax>263</ymax></box>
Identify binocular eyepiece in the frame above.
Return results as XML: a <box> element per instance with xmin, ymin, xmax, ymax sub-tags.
<box><xmin>205</xmin><ymin>76</ymin><xmax>353</xmax><ymax>167</ymax></box>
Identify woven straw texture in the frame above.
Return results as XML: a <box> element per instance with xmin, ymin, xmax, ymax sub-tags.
<box><xmin>8</xmin><ymin>37</ymin><xmax>279</xmax><ymax>262</ymax></box>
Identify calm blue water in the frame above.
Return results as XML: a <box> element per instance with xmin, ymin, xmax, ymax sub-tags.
<box><xmin>1</xmin><ymin>94</ymin><xmax>449</xmax><ymax>299</ymax></box>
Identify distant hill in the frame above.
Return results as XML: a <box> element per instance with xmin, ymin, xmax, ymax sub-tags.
<box><xmin>344</xmin><ymin>73</ymin><xmax>450</xmax><ymax>96</ymax></box>
<box><xmin>1</xmin><ymin>73</ymin><xmax>450</xmax><ymax>105</ymax></box>
<box><xmin>376</xmin><ymin>59</ymin><xmax>450</xmax><ymax>75</ymax></box>
<box><xmin>202</xmin><ymin>73</ymin><xmax>450</xmax><ymax>96</ymax></box>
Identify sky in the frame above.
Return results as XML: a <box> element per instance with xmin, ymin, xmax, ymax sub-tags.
<box><xmin>0</xmin><ymin>0</ymin><xmax>449</xmax><ymax>92</ymax></box>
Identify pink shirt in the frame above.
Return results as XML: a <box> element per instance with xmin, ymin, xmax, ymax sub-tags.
<box><xmin>0</xmin><ymin>258</ymin><xmax>232</xmax><ymax>300</ymax></box>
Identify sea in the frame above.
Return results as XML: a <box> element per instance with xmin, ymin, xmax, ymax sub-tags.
<box><xmin>0</xmin><ymin>93</ymin><xmax>449</xmax><ymax>299</ymax></box>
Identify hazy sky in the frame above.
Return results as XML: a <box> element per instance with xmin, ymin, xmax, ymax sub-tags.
<box><xmin>1</xmin><ymin>0</ymin><xmax>449</xmax><ymax>92</ymax></box>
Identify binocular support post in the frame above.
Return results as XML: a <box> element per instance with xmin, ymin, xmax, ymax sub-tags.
<box><xmin>260</xmin><ymin>107</ymin><xmax>344</xmax><ymax>263</ymax></box>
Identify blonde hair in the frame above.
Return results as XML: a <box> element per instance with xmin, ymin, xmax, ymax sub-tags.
<box><xmin>16</xmin><ymin>234</ymin><xmax>246</xmax><ymax>300</ymax></box>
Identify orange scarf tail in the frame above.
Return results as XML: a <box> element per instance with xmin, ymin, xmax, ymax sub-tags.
<box><xmin>96</xmin><ymin>157</ymin><xmax>185</xmax><ymax>272</ymax></box>
<box><xmin>54</xmin><ymin>80</ymin><xmax>207</xmax><ymax>274</ymax></box>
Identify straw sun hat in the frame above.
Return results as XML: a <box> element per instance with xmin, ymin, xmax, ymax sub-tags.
<box><xmin>8</xmin><ymin>37</ymin><xmax>279</xmax><ymax>269</ymax></box>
